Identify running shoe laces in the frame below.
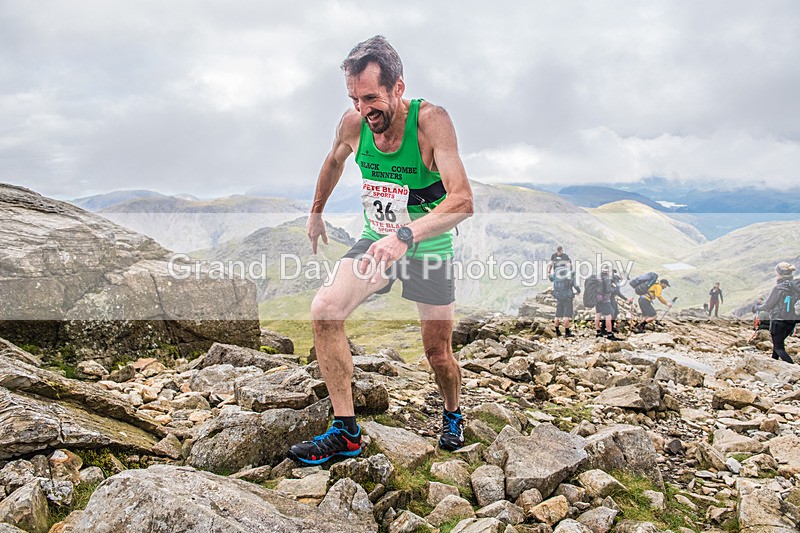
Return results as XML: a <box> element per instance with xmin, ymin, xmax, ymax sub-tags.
<box><xmin>439</xmin><ymin>410</ymin><xmax>465</xmax><ymax>451</ymax></box>
<box><xmin>288</xmin><ymin>420</ymin><xmax>362</xmax><ymax>465</ymax></box>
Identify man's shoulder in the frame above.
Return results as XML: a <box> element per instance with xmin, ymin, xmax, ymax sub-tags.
<box><xmin>340</xmin><ymin>109</ymin><xmax>363</xmax><ymax>133</ymax></box>
<box><xmin>335</xmin><ymin>109</ymin><xmax>363</xmax><ymax>147</ymax></box>
<box><xmin>417</xmin><ymin>100</ymin><xmax>452</xmax><ymax>127</ymax></box>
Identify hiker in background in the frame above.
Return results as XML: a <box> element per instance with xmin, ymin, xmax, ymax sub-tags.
<box><xmin>547</xmin><ymin>245</ymin><xmax>571</xmax><ymax>277</ymax></box>
<box><xmin>604</xmin><ymin>269</ymin><xmax>634</xmax><ymax>334</ymax></box>
<box><xmin>550</xmin><ymin>266</ymin><xmax>581</xmax><ymax>338</ymax></box>
<box><xmin>708</xmin><ymin>282</ymin><xmax>723</xmax><ymax>318</ymax></box>
<box><xmin>593</xmin><ymin>268</ymin><xmax>620</xmax><ymax>340</ymax></box>
<box><xmin>632</xmin><ymin>276</ymin><xmax>672</xmax><ymax>333</ymax></box>
<box><xmin>752</xmin><ymin>262</ymin><xmax>799</xmax><ymax>364</ymax></box>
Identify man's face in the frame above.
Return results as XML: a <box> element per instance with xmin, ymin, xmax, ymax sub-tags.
<box><xmin>346</xmin><ymin>62</ymin><xmax>403</xmax><ymax>134</ymax></box>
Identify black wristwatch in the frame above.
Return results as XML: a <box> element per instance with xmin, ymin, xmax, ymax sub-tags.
<box><xmin>396</xmin><ymin>226</ymin><xmax>414</xmax><ymax>249</ymax></box>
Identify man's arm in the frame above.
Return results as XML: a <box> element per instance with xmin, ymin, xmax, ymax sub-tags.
<box><xmin>407</xmin><ymin>105</ymin><xmax>474</xmax><ymax>241</ymax></box>
<box><xmin>307</xmin><ymin>111</ymin><xmax>359</xmax><ymax>254</ymax></box>
<box><xmin>654</xmin><ymin>285</ymin><xmax>670</xmax><ymax>306</ymax></box>
<box><xmin>754</xmin><ymin>287</ymin><xmax>780</xmax><ymax>312</ymax></box>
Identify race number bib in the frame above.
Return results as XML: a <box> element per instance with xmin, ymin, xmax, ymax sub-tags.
<box><xmin>361</xmin><ymin>179</ymin><xmax>412</xmax><ymax>235</ymax></box>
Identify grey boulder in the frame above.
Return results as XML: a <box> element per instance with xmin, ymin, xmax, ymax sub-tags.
<box><xmin>594</xmin><ymin>381</ymin><xmax>662</xmax><ymax>412</ymax></box>
<box><xmin>583</xmin><ymin>425</ymin><xmax>664</xmax><ymax>487</ymax></box>
<box><xmin>187</xmin><ymin>400</ymin><xmax>330</xmax><ymax>473</ymax></box>
<box><xmin>70</xmin><ymin>465</ymin><xmax>377</xmax><ymax>532</ymax></box>
<box><xmin>501</xmin><ymin>423</ymin><xmax>588</xmax><ymax>499</ymax></box>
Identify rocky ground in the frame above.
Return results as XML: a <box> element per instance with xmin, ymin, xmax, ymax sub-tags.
<box><xmin>1</xmin><ymin>303</ymin><xmax>800</xmax><ymax>532</ymax></box>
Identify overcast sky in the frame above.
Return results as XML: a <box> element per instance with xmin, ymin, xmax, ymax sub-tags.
<box><xmin>1</xmin><ymin>1</ymin><xmax>799</xmax><ymax>200</ymax></box>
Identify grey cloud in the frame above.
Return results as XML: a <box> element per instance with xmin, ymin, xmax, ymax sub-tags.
<box><xmin>1</xmin><ymin>0</ymin><xmax>799</xmax><ymax>199</ymax></box>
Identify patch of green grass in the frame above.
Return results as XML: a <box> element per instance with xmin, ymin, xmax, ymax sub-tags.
<box><xmin>439</xmin><ymin>517</ymin><xmax>468</xmax><ymax>533</ymax></box>
<box><xmin>390</xmin><ymin>456</ymin><xmax>472</xmax><ymax>518</ymax></box>
<box><xmin>47</xmin><ymin>481</ymin><xmax>99</xmax><ymax>529</ymax></box>
<box><xmin>539</xmin><ymin>402</ymin><xmax>593</xmax><ymax>431</ymax></box>
<box><xmin>610</xmin><ymin>471</ymin><xmax>703</xmax><ymax>532</ymax></box>
<box><xmin>370</xmin><ymin>413</ymin><xmax>402</xmax><ymax>428</ymax></box>
<box><xmin>157</xmin><ymin>343</ymin><xmax>180</xmax><ymax>359</ymax></box>
<box><xmin>17</xmin><ymin>343</ymin><xmax>43</xmax><ymax>355</ymax></box>
<box><xmin>46</xmin><ymin>348</ymin><xmax>78</xmax><ymax>379</ymax></box>
<box><xmin>74</xmin><ymin>448</ymin><xmax>146</xmax><ymax>478</ymax></box>
<box><xmin>392</xmin><ymin>458</ymin><xmax>437</xmax><ymax>503</ymax></box>
<box><xmin>407</xmin><ymin>499</ymin><xmax>434</xmax><ymax>520</ymax></box>
<box><xmin>390</xmin><ymin>454</ymin><xmax>477</xmax><ymax>520</ymax></box>
<box><xmin>609</xmin><ymin>471</ymin><xmax>658</xmax><ymax>522</ymax></box>
<box><xmin>262</xmin><ymin>479</ymin><xmax>281</xmax><ymax>490</ymax></box>
<box><xmin>731</xmin><ymin>453</ymin><xmax>752</xmax><ymax>463</ymax></box>
<box><xmin>259</xmin><ymin>345</ymin><xmax>279</xmax><ymax>354</ymax></box>
<box><xmin>721</xmin><ymin>516</ymin><xmax>740</xmax><ymax>532</ymax></box>
<box><xmin>758</xmin><ymin>468</ymin><xmax>778</xmax><ymax>479</ymax></box>
<box><xmin>471</xmin><ymin>411</ymin><xmax>509</xmax><ymax>434</ymax></box>
<box><xmin>662</xmin><ymin>484</ymin><xmax>704</xmax><ymax>532</ymax></box>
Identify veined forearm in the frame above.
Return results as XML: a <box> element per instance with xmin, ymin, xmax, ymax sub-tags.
<box><xmin>406</xmin><ymin>194</ymin><xmax>473</xmax><ymax>242</ymax></box>
<box><xmin>311</xmin><ymin>159</ymin><xmax>344</xmax><ymax>214</ymax></box>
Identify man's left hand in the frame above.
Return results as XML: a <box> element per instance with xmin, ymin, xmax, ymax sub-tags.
<box><xmin>359</xmin><ymin>234</ymin><xmax>409</xmax><ymax>283</ymax></box>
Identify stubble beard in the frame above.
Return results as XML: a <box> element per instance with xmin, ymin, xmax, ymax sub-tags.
<box><xmin>367</xmin><ymin>108</ymin><xmax>393</xmax><ymax>134</ymax></box>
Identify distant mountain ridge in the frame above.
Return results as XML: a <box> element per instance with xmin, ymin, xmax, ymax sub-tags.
<box><xmin>72</xmin><ymin>189</ymin><xmax>169</xmax><ymax>211</ymax></box>
<box><xmin>551</xmin><ymin>183</ymin><xmax>800</xmax><ymax>214</ymax></box>
<box><xmin>69</xmin><ymin>192</ymin><xmax>308</xmax><ymax>252</ymax></box>
<box><xmin>558</xmin><ymin>185</ymin><xmax>665</xmax><ymax>211</ymax></box>
<box><xmin>528</xmin><ymin>181</ymin><xmax>800</xmax><ymax>240</ymax></box>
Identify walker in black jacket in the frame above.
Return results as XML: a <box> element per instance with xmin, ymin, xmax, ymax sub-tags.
<box><xmin>753</xmin><ymin>262</ymin><xmax>799</xmax><ymax>364</ymax></box>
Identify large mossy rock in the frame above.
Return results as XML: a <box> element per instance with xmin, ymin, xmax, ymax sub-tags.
<box><xmin>0</xmin><ymin>183</ymin><xmax>260</xmax><ymax>363</ymax></box>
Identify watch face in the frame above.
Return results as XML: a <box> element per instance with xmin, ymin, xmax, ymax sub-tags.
<box><xmin>398</xmin><ymin>226</ymin><xmax>413</xmax><ymax>242</ymax></box>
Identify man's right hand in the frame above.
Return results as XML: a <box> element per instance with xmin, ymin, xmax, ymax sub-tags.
<box><xmin>307</xmin><ymin>213</ymin><xmax>328</xmax><ymax>254</ymax></box>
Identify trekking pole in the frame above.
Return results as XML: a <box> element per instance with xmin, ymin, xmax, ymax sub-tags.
<box><xmin>747</xmin><ymin>317</ymin><xmax>760</xmax><ymax>343</ymax></box>
<box><xmin>659</xmin><ymin>297</ymin><xmax>678</xmax><ymax>321</ymax></box>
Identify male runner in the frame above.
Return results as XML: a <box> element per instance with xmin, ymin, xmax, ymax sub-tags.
<box><xmin>289</xmin><ymin>36</ymin><xmax>474</xmax><ymax>464</ymax></box>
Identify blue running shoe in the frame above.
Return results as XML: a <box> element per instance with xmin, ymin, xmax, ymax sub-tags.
<box><xmin>439</xmin><ymin>410</ymin><xmax>465</xmax><ymax>451</ymax></box>
<box><xmin>288</xmin><ymin>420</ymin><xmax>362</xmax><ymax>465</ymax></box>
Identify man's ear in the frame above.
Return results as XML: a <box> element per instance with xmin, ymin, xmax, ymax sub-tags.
<box><xmin>394</xmin><ymin>77</ymin><xmax>405</xmax><ymax>98</ymax></box>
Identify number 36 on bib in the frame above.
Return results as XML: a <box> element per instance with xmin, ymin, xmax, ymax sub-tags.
<box><xmin>361</xmin><ymin>179</ymin><xmax>412</xmax><ymax>235</ymax></box>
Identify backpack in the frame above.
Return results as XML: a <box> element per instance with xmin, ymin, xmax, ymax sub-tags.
<box><xmin>630</xmin><ymin>272</ymin><xmax>659</xmax><ymax>296</ymax></box>
<box><xmin>773</xmin><ymin>279</ymin><xmax>800</xmax><ymax>320</ymax></box>
<box><xmin>553</xmin><ymin>277</ymin><xmax>574</xmax><ymax>300</ymax></box>
<box><xmin>583</xmin><ymin>277</ymin><xmax>600</xmax><ymax>308</ymax></box>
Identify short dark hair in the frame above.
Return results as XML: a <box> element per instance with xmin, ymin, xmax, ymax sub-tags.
<box><xmin>341</xmin><ymin>35</ymin><xmax>403</xmax><ymax>89</ymax></box>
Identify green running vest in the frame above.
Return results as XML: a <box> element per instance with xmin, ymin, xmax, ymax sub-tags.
<box><xmin>355</xmin><ymin>99</ymin><xmax>453</xmax><ymax>259</ymax></box>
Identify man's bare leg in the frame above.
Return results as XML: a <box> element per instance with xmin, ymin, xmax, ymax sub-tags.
<box><xmin>311</xmin><ymin>258</ymin><xmax>390</xmax><ymax>416</ymax></box>
<box><xmin>418</xmin><ymin>302</ymin><xmax>460</xmax><ymax>411</ymax></box>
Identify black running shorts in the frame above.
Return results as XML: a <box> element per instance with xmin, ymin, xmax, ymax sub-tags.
<box><xmin>639</xmin><ymin>297</ymin><xmax>657</xmax><ymax>317</ymax></box>
<box><xmin>342</xmin><ymin>238</ymin><xmax>455</xmax><ymax>306</ymax></box>
<box><xmin>595</xmin><ymin>301</ymin><xmax>613</xmax><ymax>316</ymax></box>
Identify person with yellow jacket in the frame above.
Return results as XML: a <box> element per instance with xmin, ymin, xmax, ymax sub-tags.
<box><xmin>635</xmin><ymin>279</ymin><xmax>671</xmax><ymax>333</ymax></box>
